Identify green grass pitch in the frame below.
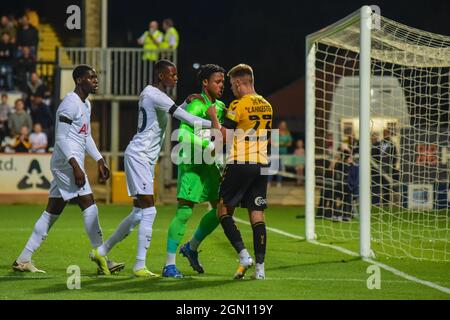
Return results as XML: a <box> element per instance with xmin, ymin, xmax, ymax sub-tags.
<box><xmin>0</xmin><ymin>204</ymin><xmax>449</xmax><ymax>300</ymax></box>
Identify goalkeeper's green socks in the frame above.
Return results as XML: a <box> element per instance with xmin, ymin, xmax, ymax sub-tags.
<box><xmin>189</xmin><ymin>208</ymin><xmax>219</xmax><ymax>251</ymax></box>
<box><xmin>165</xmin><ymin>204</ymin><xmax>192</xmax><ymax>266</ymax></box>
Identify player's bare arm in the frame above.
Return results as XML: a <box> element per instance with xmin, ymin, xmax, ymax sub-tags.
<box><xmin>68</xmin><ymin>157</ymin><xmax>86</xmax><ymax>188</ymax></box>
<box><xmin>97</xmin><ymin>158</ymin><xmax>110</xmax><ymax>183</ymax></box>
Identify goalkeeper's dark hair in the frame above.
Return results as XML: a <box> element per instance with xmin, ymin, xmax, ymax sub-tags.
<box><xmin>197</xmin><ymin>64</ymin><xmax>226</xmax><ymax>85</ymax></box>
<box><xmin>153</xmin><ymin>59</ymin><xmax>176</xmax><ymax>82</ymax></box>
<box><xmin>72</xmin><ymin>64</ymin><xmax>95</xmax><ymax>82</ymax></box>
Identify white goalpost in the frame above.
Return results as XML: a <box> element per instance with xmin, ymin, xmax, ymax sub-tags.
<box><xmin>305</xmin><ymin>5</ymin><xmax>450</xmax><ymax>261</ymax></box>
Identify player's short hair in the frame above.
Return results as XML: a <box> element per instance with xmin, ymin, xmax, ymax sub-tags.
<box><xmin>198</xmin><ymin>64</ymin><xmax>225</xmax><ymax>85</ymax></box>
<box><xmin>153</xmin><ymin>59</ymin><xmax>176</xmax><ymax>82</ymax></box>
<box><xmin>72</xmin><ymin>64</ymin><xmax>94</xmax><ymax>82</ymax></box>
<box><xmin>227</xmin><ymin>64</ymin><xmax>254</xmax><ymax>83</ymax></box>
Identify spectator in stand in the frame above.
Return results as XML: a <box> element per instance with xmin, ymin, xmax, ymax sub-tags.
<box><xmin>29</xmin><ymin>94</ymin><xmax>53</xmax><ymax>144</ymax></box>
<box><xmin>317</xmin><ymin>144</ymin><xmax>353</xmax><ymax>221</ymax></box>
<box><xmin>316</xmin><ymin>133</ymin><xmax>336</xmax><ymax>218</ymax></box>
<box><xmin>0</xmin><ymin>32</ymin><xmax>15</xmax><ymax>90</ymax></box>
<box><xmin>371</xmin><ymin>131</ymin><xmax>383</xmax><ymax>205</ymax></box>
<box><xmin>16</xmin><ymin>15</ymin><xmax>38</xmax><ymax>57</ymax></box>
<box><xmin>294</xmin><ymin>139</ymin><xmax>305</xmax><ymax>185</ymax></box>
<box><xmin>29</xmin><ymin>122</ymin><xmax>47</xmax><ymax>153</ymax></box>
<box><xmin>160</xmin><ymin>18</ymin><xmax>179</xmax><ymax>59</ymax></box>
<box><xmin>378</xmin><ymin>129</ymin><xmax>398</xmax><ymax>204</ymax></box>
<box><xmin>12</xmin><ymin>125</ymin><xmax>31</xmax><ymax>153</ymax></box>
<box><xmin>0</xmin><ymin>92</ymin><xmax>11</xmax><ymax>142</ymax></box>
<box><xmin>1</xmin><ymin>129</ymin><xmax>16</xmax><ymax>152</ymax></box>
<box><xmin>0</xmin><ymin>15</ymin><xmax>16</xmax><ymax>43</ymax></box>
<box><xmin>330</xmin><ymin>146</ymin><xmax>353</xmax><ymax>222</ymax></box>
<box><xmin>0</xmin><ymin>91</ymin><xmax>14</xmax><ymax>114</ymax></box>
<box><xmin>25</xmin><ymin>8</ymin><xmax>39</xmax><ymax>29</ymax></box>
<box><xmin>0</xmin><ymin>91</ymin><xmax>13</xmax><ymax>112</ymax></box>
<box><xmin>8</xmin><ymin>98</ymin><xmax>32</xmax><ymax>135</ymax></box>
<box><xmin>26</xmin><ymin>72</ymin><xmax>48</xmax><ymax>103</ymax></box>
<box><xmin>161</xmin><ymin>18</ymin><xmax>179</xmax><ymax>49</ymax></box>
<box><xmin>347</xmin><ymin>156</ymin><xmax>359</xmax><ymax>219</ymax></box>
<box><xmin>325</xmin><ymin>132</ymin><xmax>334</xmax><ymax>160</ymax></box>
<box><xmin>138</xmin><ymin>20</ymin><xmax>163</xmax><ymax>62</ymax></box>
<box><xmin>347</xmin><ymin>133</ymin><xmax>359</xmax><ymax>159</ymax></box>
<box><xmin>14</xmin><ymin>45</ymin><xmax>36</xmax><ymax>91</ymax></box>
<box><xmin>10</xmin><ymin>15</ymin><xmax>20</xmax><ymax>34</ymax></box>
<box><xmin>371</xmin><ymin>132</ymin><xmax>381</xmax><ymax>159</ymax></box>
<box><xmin>268</xmin><ymin>120</ymin><xmax>293</xmax><ymax>187</ymax></box>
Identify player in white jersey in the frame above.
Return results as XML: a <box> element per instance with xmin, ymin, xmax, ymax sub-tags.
<box><xmin>12</xmin><ymin>65</ymin><xmax>123</xmax><ymax>275</ymax></box>
<box><xmin>94</xmin><ymin>59</ymin><xmax>213</xmax><ymax>277</ymax></box>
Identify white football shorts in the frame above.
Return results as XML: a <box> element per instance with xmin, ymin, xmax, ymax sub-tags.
<box><xmin>49</xmin><ymin>168</ymin><xmax>92</xmax><ymax>201</ymax></box>
<box><xmin>124</xmin><ymin>153</ymin><xmax>154</xmax><ymax>197</ymax></box>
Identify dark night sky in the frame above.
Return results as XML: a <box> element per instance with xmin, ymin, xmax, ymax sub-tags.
<box><xmin>107</xmin><ymin>0</ymin><xmax>450</xmax><ymax>101</ymax></box>
<box><xmin>2</xmin><ymin>0</ymin><xmax>450</xmax><ymax>101</ymax></box>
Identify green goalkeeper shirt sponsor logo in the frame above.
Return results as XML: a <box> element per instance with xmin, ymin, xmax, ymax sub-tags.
<box><xmin>178</xmin><ymin>92</ymin><xmax>225</xmax><ymax>164</ymax></box>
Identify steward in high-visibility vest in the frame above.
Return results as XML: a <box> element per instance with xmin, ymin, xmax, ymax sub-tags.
<box><xmin>161</xmin><ymin>18</ymin><xmax>179</xmax><ymax>50</ymax></box>
<box><xmin>138</xmin><ymin>21</ymin><xmax>163</xmax><ymax>61</ymax></box>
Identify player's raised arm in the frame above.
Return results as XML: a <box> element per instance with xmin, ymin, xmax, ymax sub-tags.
<box><xmin>171</xmin><ymin>106</ymin><xmax>211</xmax><ymax>128</ymax></box>
<box><xmin>151</xmin><ymin>92</ymin><xmax>211</xmax><ymax>128</ymax></box>
<box><xmin>178</xmin><ymin>98</ymin><xmax>215</xmax><ymax>151</ymax></box>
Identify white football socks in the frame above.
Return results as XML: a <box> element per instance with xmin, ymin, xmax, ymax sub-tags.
<box><xmin>17</xmin><ymin>211</ymin><xmax>59</xmax><ymax>263</ymax></box>
<box><xmin>98</xmin><ymin>207</ymin><xmax>142</xmax><ymax>257</ymax></box>
<box><xmin>165</xmin><ymin>253</ymin><xmax>176</xmax><ymax>267</ymax></box>
<box><xmin>255</xmin><ymin>262</ymin><xmax>265</xmax><ymax>279</ymax></box>
<box><xmin>256</xmin><ymin>262</ymin><xmax>265</xmax><ymax>273</ymax></box>
<box><xmin>239</xmin><ymin>249</ymin><xmax>252</xmax><ymax>265</ymax></box>
<box><xmin>134</xmin><ymin>206</ymin><xmax>157</xmax><ymax>271</ymax></box>
<box><xmin>82</xmin><ymin>204</ymin><xmax>103</xmax><ymax>248</ymax></box>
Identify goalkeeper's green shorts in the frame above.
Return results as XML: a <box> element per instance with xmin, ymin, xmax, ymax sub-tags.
<box><xmin>177</xmin><ymin>163</ymin><xmax>221</xmax><ymax>203</ymax></box>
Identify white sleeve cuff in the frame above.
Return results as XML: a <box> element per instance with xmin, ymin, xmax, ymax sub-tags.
<box><xmin>179</xmin><ymin>101</ymin><xmax>188</xmax><ymax>109</ymax></box>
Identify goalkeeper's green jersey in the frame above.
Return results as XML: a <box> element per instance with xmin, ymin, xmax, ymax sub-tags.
<box><xmin>177</xmin><ymin>92</ymin><xmax>226</xmax><ymax>164</ymax></box>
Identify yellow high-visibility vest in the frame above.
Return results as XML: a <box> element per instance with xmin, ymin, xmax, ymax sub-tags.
<box><xmin>161</xmin><ymin>27</ymin><xmax>179</xmax><ymax>49</ymax></box>
<box><xmin>143</xmin><ymin>29</ymin><xmax>163</xmax><ymax>61</ymax></box>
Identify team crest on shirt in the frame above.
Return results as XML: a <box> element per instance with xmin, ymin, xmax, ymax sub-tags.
<box><xmin>227</xmin><ymin>110</ymin><xmax>236</xmax><ymax>120</ymax></box>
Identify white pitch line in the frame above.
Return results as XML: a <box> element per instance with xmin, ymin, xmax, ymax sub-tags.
<box><xmin>0</xmin><ymin>228</ymin><xmax>167</xmax><ymax>232</ymax></box>
<box><xmin>363</xmin><ymin>258</ymin><xmax>450</xmax><ymax>294</ymax></box>
<box><xmin>234</xmin><ymin>218</ymin><xmax>306</xmax><ymax>241</ymax></box>
<box><xmin>0</xmin><ymin>275</ymin><xmax>417</xmax><ymax>283</ymax></box>
<box><xmin>234</xmin><ymin>217</ymin><xmax>450</xmax><ymax>295</ymax></box>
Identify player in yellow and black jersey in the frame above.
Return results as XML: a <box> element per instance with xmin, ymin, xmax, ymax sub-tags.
<box><xmin>207</xmin><ymin>64</ymin><xmax>272</xmax><ymax>280</ymax></box>
<box><xmin>224</xmin><ymin>93</ymin><xmax>272</xmax><ymax>164</ymax></box>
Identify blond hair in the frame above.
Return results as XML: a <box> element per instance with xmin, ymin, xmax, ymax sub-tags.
<box><xmin>227</xmin><ymin>64</ymin><xmax>254</xmax><ymax>83</ymax></box>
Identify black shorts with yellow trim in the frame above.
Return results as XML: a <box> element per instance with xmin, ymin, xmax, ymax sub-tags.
<box><xmin>219</xmin><ymin>163</ymin><xmax>268</xmax><ymax>210</ymax></box>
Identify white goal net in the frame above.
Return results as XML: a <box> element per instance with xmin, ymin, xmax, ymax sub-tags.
<box><xmin>306</xmin><ymin>6</ymin><xmax>450</xmax><ymax>261</ymax></box>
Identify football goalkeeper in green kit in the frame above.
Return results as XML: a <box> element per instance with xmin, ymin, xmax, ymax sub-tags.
<box><xmin>162</xmin><ymin>64</ymin><xmax>226</xmax><ymax>278</ymax></box>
